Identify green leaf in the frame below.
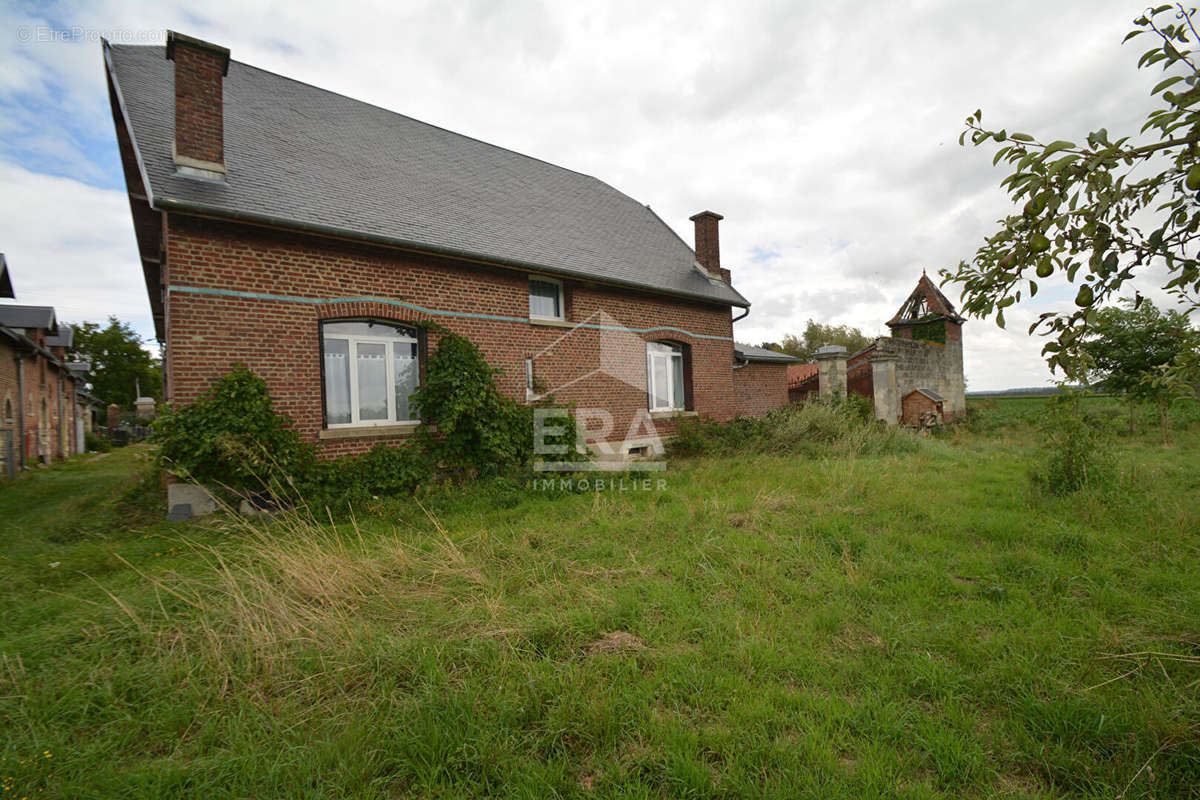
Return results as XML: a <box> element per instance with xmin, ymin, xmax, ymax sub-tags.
<box><xmin>1042</xmin><ymin>140</ymin><xmax>1075</xmax><ymax>157</ymax></box>
<box><xmin>1152</xmin><ymin>75</ymin><xmax>1185</xmax><ymax>94</ymax></box>
<box><xmin>1010</xmin><ymin>132</ymin><xmax>1035</xmax><ymax>142</ymax></box>
<box><xmin>1048</xmin><ymin>154</ymin><xmax>1079</xmax><ymax>174</ymax></box>
<box><xmin>1123</xmin><ymin>29</ymin><xmax>1145</xmax><ymax>43</ymax></box>
<box><xmin>996</xmin><ymin>309</ymin><xmax>1006</xmax><ymax>329</ymax></box>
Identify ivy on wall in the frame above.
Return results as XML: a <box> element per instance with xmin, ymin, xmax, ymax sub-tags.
<box><xmin>910</xmin><ymin>318</ymin><xmax>947</xmax><ymax>345</ymax></box>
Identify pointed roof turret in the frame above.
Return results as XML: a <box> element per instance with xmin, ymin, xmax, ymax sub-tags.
<box><xmin>887</xmin><ymin>273</ymin><xmax>965</xmax><ymax>329</ymax></box>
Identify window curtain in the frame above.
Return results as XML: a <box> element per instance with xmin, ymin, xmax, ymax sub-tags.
<box><xmin>323</xmin><ymin>338</ymin><xmax>351</xmax><ymax>425</ymax></box>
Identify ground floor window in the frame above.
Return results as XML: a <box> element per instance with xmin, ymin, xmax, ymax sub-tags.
<box><xmin>322</xmin><ymin>320</ymin><xmax>420</xmax><ymax>427</ymax></box>
<box><xmin>646</xmin><ymin>341</ymin><xmax>686</xmax><ymax>411</ymax></box>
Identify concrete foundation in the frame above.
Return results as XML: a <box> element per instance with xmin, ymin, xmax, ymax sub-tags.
<box><xmin>166</xmin><ymin>482</ymin><xmax>218</xmax><ymax>518</ymax></box>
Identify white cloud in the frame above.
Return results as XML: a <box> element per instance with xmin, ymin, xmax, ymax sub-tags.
<box><xmin>0</xmin><ymin>0</ymin><xmax>1192</xmax><ymax>390</ymax></box>
<box><xmin>0</xmin><ymin>163</ymin><xmax>152</xmax><ymax>336</ymax></box>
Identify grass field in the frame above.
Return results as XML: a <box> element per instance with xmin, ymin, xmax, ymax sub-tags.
<box><xmin>967</xmin><ymin>393</ymin><xmax>1200</xmax><ymax>430</ymax></box>
<box><xmin>1</xmin><ymin>407</ymin><xmax>1198</xmax><ymax>798</ymax></box>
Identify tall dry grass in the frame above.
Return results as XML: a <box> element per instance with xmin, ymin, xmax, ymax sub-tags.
<box><xmin>107</xmin><ymin>498</ymin><xmax>488</xmax><ymax>687</ymax></box>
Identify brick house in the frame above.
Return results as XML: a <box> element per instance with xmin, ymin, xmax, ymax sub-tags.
<box><xmin>0</xmin><ymin>256</ymin><xmax>87</xmax><ymax>472</ymax></box>
<box><xmin>104</xmin><ymin>31</ymin><xmax>796</xmax><ymax>457</ymax></box>
<box><xmin>787</xmin><ymin>273</ymin><xmax>966</xmax><ymax>424</ymax></box>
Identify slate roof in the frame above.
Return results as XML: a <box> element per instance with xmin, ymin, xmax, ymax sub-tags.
<box><xmin>912</xmin><ymin>388</ymin><xmax>944</xmax><ymax>402</ymax></box>
<box><xmin>105</xmin><ymin>43</ymin><xmax>749</xmax><ymax>309</ymax></box>
<box><xmin>45</xmin><ymin>328</ymin><xmax>74</xmax><ymax>348</ymax></box>
<box><xmin>0</xmin><ymin>305</ymin><xmax>57</xmax><ymax>332</ymax></box>
<box><xmin>734</xmin><ymin>343</ymin><xmax>801</xmax><ymax>363</ymax></box>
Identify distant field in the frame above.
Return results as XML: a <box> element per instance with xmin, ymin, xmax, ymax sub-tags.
<box><xmin>1</xmin><ymin>430</ymin><xmax>1198</xmax><ymax>797</ymax></box>
<box><xmin>968</xmin><ymin>392</ymin><xmax>1200</xmax><ymax>429</ymax></box>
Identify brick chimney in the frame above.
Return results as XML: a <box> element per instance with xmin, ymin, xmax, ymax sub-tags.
<box><xmin>689</xmin><ymin>210</ymin><xmax>730</xmax><ymax>282</ymax></box>
<box><xmin>165</xmin><ymin>31</ymin><xmax>230</xmax><ymax>176</ymax></box>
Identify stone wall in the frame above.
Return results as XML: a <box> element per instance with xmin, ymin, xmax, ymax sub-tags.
<box><xmin>874</xmin><ymin>336</ymin><xmax>964</xmax><ymax>419</ymax></box>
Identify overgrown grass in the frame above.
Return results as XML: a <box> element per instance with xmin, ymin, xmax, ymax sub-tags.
<box><xmin>1</xmin><ymin>426</ymin><xmax>1198</xmax><ymax>798</ymax></box>
<box><xmin>670</xmin><ymin>400</ymin><xmax>918</xmax><ymax>459</ymax></box>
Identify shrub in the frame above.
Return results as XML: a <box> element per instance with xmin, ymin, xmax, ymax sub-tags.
<box><xmin>152</xmin><ymin>364</ymin><xmax>316</xmax><ymax>496</ymax></box>
<box><xmin>84</xmin><ymin>431</ymin><xmax>111</xmax><ymax>453</ymax></box>
<box><xmin>411</xmin><ymin>333</ymin><xmax>533</xmax><ymax>476</ymax></box>
<box><xmin>299</xmin><ymin>442</ymin><xmax>435</xmax><ymax>512</ymax></box>
<box><xmin>412</xmin><ymin>331</ymin><xmax>583</xmax><ymax>477</ymax></box>
<box><xmin>1029</xmin><ymin>390</ymin><xmax>1115</xmax><ymax>495</ymax></box>
<box><xmin>152</xmin><ymin>335</ymin><xmax>582</xmax><ymax>513</ymax></box>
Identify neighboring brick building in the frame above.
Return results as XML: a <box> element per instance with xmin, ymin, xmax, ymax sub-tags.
<box><xmin>104</xmin><ymin>31</ymin><xmax>796</xmax><ymax>457</ymax></box>
<box><xmin>732</xmin><ymin>344</ymin><xmax>799</xmax><ymax>418</ymax></box>
<box><xmin>0</xmin><ymin>256</ymin><xmax>87</xmax><ymax>472</ymax></box>
<box><xmin>784</xmin><ymin>273</ymin><xmax>966</xmax><ymax>425</ymax></box>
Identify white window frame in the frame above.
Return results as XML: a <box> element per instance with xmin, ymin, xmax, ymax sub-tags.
<box><xmin>528</xmin><ymin>276</ymin><xmax>565</xmax><ymax>322</ymax></box>
<box><xmin>646</xmin><ymin>341</ymin><xmax>685</xmax><ymax>412</ymax></box>
<box><xmin>322</xmin><ymin>323</ymin><xmax>421</xmax><ymax>429</ymax></box>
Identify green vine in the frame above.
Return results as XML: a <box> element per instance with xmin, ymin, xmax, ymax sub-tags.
<box><xmin>910</xmin><ymin>318</ymin><xmax>947</xmax><ymax>345</ymax></box>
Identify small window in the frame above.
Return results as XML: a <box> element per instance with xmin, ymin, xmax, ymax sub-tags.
<box><xmin>529</xmin><ymin>277</ymin><xmax>564</xmax><ymax>320</ymax></box>
<box><xmin>321</xmin><ymin>320</ymin><xmax>421</xmax><ymax>428</ymax></box>
<box><xmin>3</xmin><ymin>398</ymin><xmax>11</xmax><ymax>425</ymax></box>
<box><xmin>646</xmin><ymin>341</ymin><xmax>686</xmax><ymax>411</ymax></box>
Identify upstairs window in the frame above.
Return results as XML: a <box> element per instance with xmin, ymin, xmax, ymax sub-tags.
<box><xmin>529</xmin><ymin>277</ymin><xmax>564</xmax><ymax>321</ymax></box>
<box><xmin>321</xmin><ymin>321</ymin><xmax>420</xmax><ymax>428</ymax></box>
<box><xmin>646</xmin><ymin>341</ymin><xmax>686</xmax><ymax>411</ymax></box>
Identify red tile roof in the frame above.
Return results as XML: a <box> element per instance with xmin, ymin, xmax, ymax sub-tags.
<box><xmin>787</xmin><ymin>363</ymin><xmax>819</xmax><ymax>388</ymax></box>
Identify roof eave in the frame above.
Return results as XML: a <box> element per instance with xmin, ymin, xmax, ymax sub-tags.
<box><xmin>104</xmin><ymin>39</ymin><xmax>167</xmax><ymax>341</ymax></box>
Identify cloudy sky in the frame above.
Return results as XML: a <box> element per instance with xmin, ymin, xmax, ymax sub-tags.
<box><xmin>0</xmin><ymin>0</ymin><xmax>1185</xmax><ymax>390</ymax></box>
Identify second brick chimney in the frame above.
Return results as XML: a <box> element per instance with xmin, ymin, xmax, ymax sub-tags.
<box><xmin>690</xmin><ymin>210</ymin><xmax>730</xmax><ymax>282</ymax></box>
<box><xmin>165</xmin><ymin>30</ymin><xmax>230</xmax><ymax>176</ymax></box>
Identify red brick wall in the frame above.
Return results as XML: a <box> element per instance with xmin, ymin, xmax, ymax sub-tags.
<box><xmin>0</xmin><ymin>342</ymin><xmax>17</xmax><ymax>461</ymax></box>
<box><xmin>732</xmin><ymin>361</ymin><xmax>789</xmax><ymax>418</ymax></box>
<box><xmin>847</xmin><ymin>362</ymin><xmax>873</xmax><ymax>400</ymax></box>
<box><xmin>0</xmin><ymin>338</ymin><xmax>76</xmax><ymax>466</ymax></box>
<box><xmin>171</xmin><ymin>43</ymin><xmax>225</xmax><ymax>165</ymax></box>
<box><xmin>162</xmin><ymin>214</ymin><xmax>738</xmax><ymax>456</ymax></box>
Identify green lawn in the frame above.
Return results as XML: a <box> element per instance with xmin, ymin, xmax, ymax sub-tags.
<box><xmin>1</xmin><ymin>429</ymin><xmax>1198</xmax><ymax>798</ymax></box>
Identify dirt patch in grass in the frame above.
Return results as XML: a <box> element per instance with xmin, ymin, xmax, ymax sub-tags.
<box><xmin>585</xmin><ymin>631</ymin><xmax>646</xmax><ymax>655</ymax></box>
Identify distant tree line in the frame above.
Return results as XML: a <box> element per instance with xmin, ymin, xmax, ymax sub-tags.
<box><xmin>759</xmin><ymin>319</ymin><xmax>877</xmax><ymax>362</ymax></box>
